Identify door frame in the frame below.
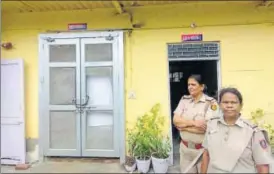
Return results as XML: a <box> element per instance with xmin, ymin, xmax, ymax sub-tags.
<box><xmin>165</xmin><ymin>41</ymin><xmax>222</xmax><ymax>166</ymax></box>
<box><xmin>38</xmin><ymin>31</ymin><xmax>125</xmax><ymax>164</ymax></box>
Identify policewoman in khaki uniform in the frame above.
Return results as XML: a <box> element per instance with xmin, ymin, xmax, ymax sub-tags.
<box><xmin>201</xmin><ymin>87</ymin><xmax>273</xmax><ymax>173</ymax></box>
<box><xmin>173</xmin><ymin>74</ymin><xmax>219</xmax><ymax>173</ymax></box>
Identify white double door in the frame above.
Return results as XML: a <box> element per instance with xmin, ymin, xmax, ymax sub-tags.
<box><xmin>41</xmin><ymin>36</ymin><xmax>120</xmax><ymax>157</ymax></box>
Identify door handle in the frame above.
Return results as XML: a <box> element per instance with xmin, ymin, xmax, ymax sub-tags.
<box><xmin>81</xmin><ymin>95</ymin><xmax>90</xmax><ymax>106</ymax></box>
<box><xmin>72</xmin><ymin>98</ymin><xmax>82</xmax><ymax>108</ymax></box>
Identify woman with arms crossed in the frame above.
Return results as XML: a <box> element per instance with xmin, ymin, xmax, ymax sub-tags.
<box><xmin>173</xmin><ymin>74</ymin><xmax>219</xmax><ymax>173</ymax></box>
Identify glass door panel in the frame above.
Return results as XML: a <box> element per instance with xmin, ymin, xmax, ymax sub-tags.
<box><xmin>45</xmin><ymin>39</ymin><xmax>81</xmax><ymax>156</ymax></box>
<box><xmin>80</xmin><ymin>38</ymin><xmax>119</xmax><ymax>157</ymax></box>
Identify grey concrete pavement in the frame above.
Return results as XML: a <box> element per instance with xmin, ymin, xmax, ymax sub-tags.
<box><xmin>1</xmin><ymin>140</ymin><xmax>181</xmax><ymax>173</ymax></box>
<box><xmin>1</xmin><ymin>158</ymin><xmax>180</xmax><ymax>173</ymax></box>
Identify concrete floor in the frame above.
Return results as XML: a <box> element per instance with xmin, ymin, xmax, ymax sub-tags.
<box><xmin>1</xmin><ymin>140</ymin><xmax>181</xmax><ymax>174</ymax></box>
<box><xmin>1</xmin><ymin>159</ymin><xmax>180</xmax><ymax>173</ymax></box>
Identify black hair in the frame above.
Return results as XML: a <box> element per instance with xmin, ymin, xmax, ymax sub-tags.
<box><xmin>219</xmin><ymin>87</ymin><xmax>243</xmax><ymax>105</ymax></box>
<box><xmin>188</xmin><ymin>74</ymin><xmax>207</xmax><ymax>93</ymax></box>
<box><xmin>188</xmin><ymin>74</ymin><xmax>203</xmax><ymax>85</ymax></box>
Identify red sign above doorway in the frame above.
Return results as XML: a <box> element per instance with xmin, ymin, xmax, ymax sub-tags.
<box><xmin>181</xmin><ymin>34</ymin><xmax>203</xmax><ymax>42</ymax></box>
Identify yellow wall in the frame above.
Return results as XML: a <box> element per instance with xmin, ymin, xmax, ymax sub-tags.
<box><xmin>2</xmin><ymin>2</ymin><xmax>274</xmax><ymax>139</ymax></box>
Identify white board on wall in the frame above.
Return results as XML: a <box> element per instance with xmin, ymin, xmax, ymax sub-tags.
<box><xmin>1</xmin><ymin>59</ymin><xmax>26</xmax><ymax>165</ymax></box>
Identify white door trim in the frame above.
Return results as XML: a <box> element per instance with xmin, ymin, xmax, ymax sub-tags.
<box><xmin>38</xmin><ymin>31</ymin><xmax>125</xmax><ymax>164</ymax></box>
<box><xmin>166</xmin><ymin>41</ymin><xmax>222</xmax><ymax>166</ymax></box>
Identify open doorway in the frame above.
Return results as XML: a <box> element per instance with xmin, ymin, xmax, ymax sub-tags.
<box><xmin>168</xmin><ymin>60</ymin><xmax>219</xmax><ymax>166</ymax></box>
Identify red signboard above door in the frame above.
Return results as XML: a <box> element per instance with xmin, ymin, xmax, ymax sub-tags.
<box><xmin>181</xmin><ymin>34</ymin><xmax>203</xmax><ymax>42</ymax></box>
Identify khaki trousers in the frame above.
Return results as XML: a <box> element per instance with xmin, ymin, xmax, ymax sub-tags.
<box><xmin>180</xmin><ymin>142</ymin><xmax>202</xmax><ymax>173</ymax></box>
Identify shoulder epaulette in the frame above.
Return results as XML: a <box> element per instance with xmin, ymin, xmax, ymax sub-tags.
<box><xmin>210</xmin><ymin>117</ymin><xmax>220</xmax><ymax>121</ymax></box>
<box><xmin>242</xmin><ymin>119</ymin><xmax>258</xmax><ymax>130</ymax></box>
<box><xmin>205</xmin><ymin>96</ymin><xmax>217</xmax><ymax>103</ymax></box>
<box><xmin>253</xmin><ymin>126</ymin><xmax>263</xmax><ymax>132</ymax></box>
<box><xmin>205</xmin><ymin>97</ymin><xmax>214</xmax><ymax>101</ymax></box>
<box><xmin>182</xmin><ymin>95</ymin><xmax>192</xmax><ymax>99</ymax></box>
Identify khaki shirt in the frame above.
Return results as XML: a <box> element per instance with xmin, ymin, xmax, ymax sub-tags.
<box><xmin>203</xmin><ymin>116</ymin><xmax>273</xmax><ymax>173</ymax></box>
<box><xmin>173</xmin><ymin>94</ymin><xmax>219</xmax><ymax>144</ymax></box>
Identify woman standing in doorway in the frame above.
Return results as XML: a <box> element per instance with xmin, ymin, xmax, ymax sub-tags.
<box><xmin>201</xmin><ymin>87</ymin><xmax>273</xmax><ymax>173</ymax></box>
<box><xmin>173</xmin><ymin>74</ymin><xmax>219</xmax><ymax>173</ymax></box>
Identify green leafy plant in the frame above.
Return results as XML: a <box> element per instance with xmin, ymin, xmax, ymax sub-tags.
<box><xmin>250</xmin><ymin>109</ymin><xmax>265</xmax><ymax>125</ymax></box>
<box><xmin>150</xmin><ymin>136</ymin><xmax>171</xmax><ymax>159</ymax></box>
<box><xmin>127</xmin><ymin>103</ymin><xmax>170</xmax><ymax>160</ymax></box>
<box><xmin>132</xmin><ymin>134</ymin><xmax>152</xmax><ymax>160</ymax></box>
<box><xmin>250</xmin><ymin>108</ymin><xmax>274</xmax><ymax>148</ymax></box>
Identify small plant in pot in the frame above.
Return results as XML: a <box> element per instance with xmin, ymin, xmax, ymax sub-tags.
<box><xmin>133</xmin><ymin>122</ymin><xmax>151</xmax><ymax>173</ymax></box>
<box><xmin>133</xmin><ymin>131</ymin><xmax>152</xmax><ymax>173</ymax></box>
<box><xmin>124</xmin><ymin>130</ymin><xmax>137</xmax><ymax>172</ymax></box>
<box><xmin>130</xmin><ymin>104</ymin><xmax>161</xmax><ymax>173</ymax></box>
<box><xmin>151</xmin><ymin>136</ymin><xmax>171</xmax><ymax>173</ymax></box>
<box><xmin>129</xmin><ymin>103</ymin><xmax>167</xmax><ymax>173</ymax></box>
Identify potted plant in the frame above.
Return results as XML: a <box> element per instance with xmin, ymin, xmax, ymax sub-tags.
<box><xmin>148</xmin><ymin>104</ymin><xmax>172</xmax><ymax>173</ymax></box>
<box><xmin>131</xmin><ymin>114</ymin><xmax>153</xmax><ymax>173</ymax></box>
<box><xmin>128</xmin><ymin>103</ymin><xmax>169</xmax><ymax>173</ymax></box>
<box><xmin>133</xmin><ymin>135</ymin><xmax>152</xmax><ymax>173</ymax></box>
<box><xmin>124</xmin><ymin>130</ymin><xmax>137</xmax><ymax>172</ymax></box>
<box><xmin>151</xmin><ymin>136</ymin><xmax>171</xmax><ymax>173</ymax></box>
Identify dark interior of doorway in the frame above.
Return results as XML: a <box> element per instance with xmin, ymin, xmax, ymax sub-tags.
<box><xmin>168</xmin><ymin>60</ymin><xmax>218</xmax><ymax>166</ymax></box>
